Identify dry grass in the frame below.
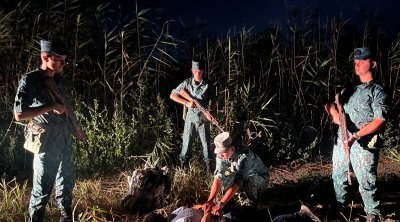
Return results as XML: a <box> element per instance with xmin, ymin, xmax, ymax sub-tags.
<box><xmin>1</xmin><ymin>161</ymin><xmax>400</xmax><ymax>221</ymax></box>
<box><xmin>0</xmin><ymin>164</ymin><xmax>214</xmax><ymax>221</ymax></box>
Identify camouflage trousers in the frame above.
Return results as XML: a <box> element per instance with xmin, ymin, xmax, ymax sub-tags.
<box><xmin>29</xmin><ymin>123</ymin><xmax>74</xmax><ymax>222</ymax></box>
<box><xmin>180</xmin><ymin>117</ymin><xmax>211</xmax><ymax>165</ymax></box>
<box><xmin>241</xmin><ymin>174</ymin><xmax>269</xmax><ymax>201</ymax></box>
<box><xmin>332</xmin><ymin>138</ymin><xmax>380</xmax><ymax>215</ymax></box>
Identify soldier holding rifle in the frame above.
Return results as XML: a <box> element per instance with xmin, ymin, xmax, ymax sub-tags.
<box><xmin>170</xmin><ymin>59</ymin><xmax>217</xmax><ymax>171</ymax></box>
<box><xmin>325</xmin><ymin>47</ymin><xmax>389</xmax><ymax>222</ymax></box>
<box><xmin>14</xmin><ymin>39</ymin><xmax>86</xmax><ymax>222</ymax></box>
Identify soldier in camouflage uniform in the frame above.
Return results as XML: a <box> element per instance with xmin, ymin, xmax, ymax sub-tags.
<box><xmin>201</xmin><ymin>132</ymin><xmax>269</xmax><ymax>216</ymax></box>
<box><xmin>325</xmin><ymin>47</ymin><xmax>389</xmax><ymax>222</ymax></box>
<box><xmin>170</xmin><ymin>59</ymin><xmax>217</xmax><ymax>170</ymax></box>
<box><xmin>14</xmin><ymin>39</ymin><xmax>85</xmax><ymax>222</ymax></box>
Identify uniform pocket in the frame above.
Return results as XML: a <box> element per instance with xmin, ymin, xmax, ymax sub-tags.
<box><xmin>23</xmin><ymin>122</ymin><xmax>47</xmax><ymax>154</ymax></box>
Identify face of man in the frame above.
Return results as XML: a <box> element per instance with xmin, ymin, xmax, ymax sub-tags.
<box><xmin>354</xmin><ymin>59</ymin><xmax>372</xmax><ymax>76</ymax></box>
<box><xmin>218</xmin><ymin>146</ymin><xmax>234</xmax><ymax>160</ymax></box>
<box><xmin>46</xmin><ymin>54</ymin><xmax>67</xmax><ymax>74</ymax></box>
<box><xmin>192</xmin><ymin>69</ymin><xmax>204</xmax><ymax>81</ymax></box>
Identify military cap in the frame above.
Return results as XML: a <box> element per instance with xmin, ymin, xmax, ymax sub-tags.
<box><xmin>40</xmin><ymin>39</ymin><xmax>68</xmax><ymax>56</ymax></box>
<box><xmin>353</xmin><ymin>47</ymin><xmax>371</xmax><ymax>60</ymax></box>
<box><xmin>214</xmin><ymin>132</ymin><xmax>233</xmax><ymax>154</ymax></box>
<box><xmin>192</xmin><ymin>60</ymin><xmax>205</xmax><ymax>70</ymax></box>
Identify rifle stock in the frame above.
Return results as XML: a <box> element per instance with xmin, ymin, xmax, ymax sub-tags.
<box><xmin>44</xmin><ymin>77</ymin><xmax>87</xmax><ymax>142</ymax></box>
<box><xmin>179</xmin><ymin>89</ymin><xmax>224</xmax><ymax>132</ymax></box>
<box><xmin>335</xmin><ymin>93</ymin><xmax>352</xmax><ymax>185</ymax></box>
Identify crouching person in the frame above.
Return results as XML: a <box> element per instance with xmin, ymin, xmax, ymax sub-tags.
<box><xmin>202</xmin><ymin>132</ymin><xmax>269</xmax><ymax>216</ymax></box>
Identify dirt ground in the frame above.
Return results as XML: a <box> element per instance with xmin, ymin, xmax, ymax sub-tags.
<box><xmin>262</xmin><ymin>157</ymin><xmax>400</xmax><ymax>221</ymax></box>
<box><xmin>14</xmin><ymin>157</ymin><xmax>400</xmax><ymax>221</ymax></box>
<box><xmin>131</xmin><ymin>157</ymin><xmax>400</xmax><ymax>222</ymax></box>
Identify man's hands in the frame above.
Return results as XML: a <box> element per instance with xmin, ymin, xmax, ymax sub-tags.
<box><xmin>202</xmin><ymin>112</ymin><xmax>213</xmax><ymax>122</ymax></box>
<box><xmin>185</xmin><ymin>101</ymin><xmax>195</xmax><ymax>108</ymax></box>
<box><xmin>210</xmin><ymin>204</ymin><xmax>223</xmax><ymax>216</ymax></box>
<box><xmin>201</xmin><ymin>200</ymin><xmax>223</xmax><ymax>216</ymax></box>
<box><xmin>344</xmin><ymin>133</ymin><xmax>359</xmax><ymax>147</ymax></box>
<box><xmin>201</xmin><ymin>200</ymin><xmax>214</xmax><ymax>212</ymax></box>
<box><xmin>324</xmin><ymin>103</ymin><xmax>340</xmax><ymax>125</ymax></box>
<box><xmin>52</xmin><ymin>103</ymin><xmax>66</xmax><ymax>115</ymax></box>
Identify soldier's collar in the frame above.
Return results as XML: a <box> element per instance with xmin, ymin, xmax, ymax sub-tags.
<box><xmin>191</xmin><ymin>77</ymin><xmax>204</xmax><ymax>85</ymax></box>
<box><xmin>358</xmin><ymin>80</ymin><xmax>374</xmax><ymax>88</ymax></box>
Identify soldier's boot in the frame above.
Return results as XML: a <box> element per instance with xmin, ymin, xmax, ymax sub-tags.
<box><xmin>59</xmin><ymin>208</ymin><xmax>73</xmax><ymax>222</ymax></box>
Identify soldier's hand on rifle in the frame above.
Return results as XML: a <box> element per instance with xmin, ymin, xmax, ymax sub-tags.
<box><xmin>184</xmin><ymin>101</ymin><xmax>195</xmax><ymax>108</ymax></box>
<box><xmin>202</xmin><ymin>112</ymin><xmax>213</xmax><ymax>122</ymax></box>
<box><xmin>345</xmin><ymin>133</ymin><xmax>359</xmax><ymax>147</ymax></box>
<box><xmin>52</xmin><ymin>103</ymin><xmax>66</xmax><ymax>115</ymax></box>
<box><xmin>325</xmin><ymin>103</ymin><xmax>340</xmax><ymax>125</ymax></box>
<box><xmin>331</xmin><ymin>114</ymin><xmax>341</xmax><ymax>125</ymax></box>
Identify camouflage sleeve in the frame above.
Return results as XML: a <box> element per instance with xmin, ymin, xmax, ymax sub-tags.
<box><xmin>371</xmin><ymin>86</ymin><xmax>389</xmax><ymax>121</ymax></box>
<box><xmin>171</xmin><ymin>78</ymin><xmax>190</xmax><ymax>95</ymax></box>
<box><xmin>214</xmin><ymin>157</ymin><xmax>225</xmax><ymax>180</ymax></box>
<box><xmin>215</xmin><ymin>157</ymin><xmax>235</xmax><ymax>189</ymax></box>
<box><xmin>234</xmin><ymin>153</ymin><xmax>249</xmax><ymax>187</ymax></box>
<box><xmin>14</xmin><ymin>74</ymin><xmax>35</xmax><ymax>113</ymax></box>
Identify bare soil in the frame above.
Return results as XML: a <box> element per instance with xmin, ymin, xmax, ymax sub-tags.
<box><xmin>15</xmin><ymin>157</ymin><xmax>400</xmax><ymax>221</ymax></box>
<box><xmin>263</xmin><ymin>157</ymin><xmax>400</xmax><ymax>221</ymax></box>
<box><xmin>126</xmin><ymin>157</ymin><xmax>400</xmax><ymax>222</ymax></box>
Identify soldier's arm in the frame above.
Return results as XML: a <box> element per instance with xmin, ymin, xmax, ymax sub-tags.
<box><xmin>14</xmin><ymin>76</ymin><xmax>65</xmax><ymax>121</ymax></box>
<box><xmin>211</xmin><ymin>182</ymin><xmax>240</xmax><ymax>216</ymax></box>
<box><xmin>170</xmin><ymin>93</ymin><xmax>194</xmax><ymax>108</ymax></box>
<box><xmin>14</xmin><ymin>104</ymin><xmax>65</xmax><ymax>121</ymax></box>
<box><xmin>202</xmin><ymin>176</ymin><xmax>221</xmax><ymax>211</ymax></box>
<box><xmin>324</xmin><ymin>102</ymin><xmax>340</xmax><ymax>125</ymax></box>
<box><xmin>348</xmin><ymin>118</ymin><xmax>385</xmax><ymax>143</ymax></box>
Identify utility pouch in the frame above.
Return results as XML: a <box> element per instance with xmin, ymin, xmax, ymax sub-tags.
<box><xmin>359</xmin><ymin>133</ymin><xmax>384</xmax><ymax>150</ymax></box>
<box><xmin>23</xmin><ymin>122</ymin><xmax>47</xmax><ymax>154</ymax></box>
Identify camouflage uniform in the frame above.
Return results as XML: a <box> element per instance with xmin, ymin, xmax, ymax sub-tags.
<box><xmin>214</xmin><ymin>147</ymin><xmax>269</xmax><ymax>200</ymax></box>
<box><xmin>14</xmin><ymin>70</ymin><xmax>74</xmax><ymax>221</ymax></box>
<box><xmin>332</xmin><ymin>81</ymin><xmax>388</xmax><ymax>215</ymax></box>
<box><xmin>171</xmin><ymin>77</ymin><xmax>216</xmax><ymax>166</ymax></box>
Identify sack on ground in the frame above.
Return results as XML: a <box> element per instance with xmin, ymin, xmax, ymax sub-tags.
<box><xmin>122</xmin><ymin>166</ymin><xmax>170</xmax><ymax>214</ymax></box>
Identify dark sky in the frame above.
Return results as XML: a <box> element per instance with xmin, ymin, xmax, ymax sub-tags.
<box><xmin>136</xmin><ymin>0</ymin><xmax>400</xmax><ymax>36</ymax></box>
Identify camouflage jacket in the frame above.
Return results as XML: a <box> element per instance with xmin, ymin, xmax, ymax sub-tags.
<box><xmin>340</xmin><ymin>80</ymin><xmax>389</xmax><ymax>148</ymax></box>
<box><xmin>214</xmin><ymin>146</ymin><xmax>269</xmax><ymax>189</ymax></box>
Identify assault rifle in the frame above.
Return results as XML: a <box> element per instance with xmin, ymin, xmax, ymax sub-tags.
<box><xmin>179</xmin><ymin>88</ymin><xmax>224</xmax><ymax>132</ymax></box>
<box><xmin>335</xmin><ymin>93</ymin><xmax>352</xmax><ymax>185</ymax></box>
<box><xmin>44</xmin><ymin>77</ymin><xmax>87</xmax><ymax>143</ymax></box>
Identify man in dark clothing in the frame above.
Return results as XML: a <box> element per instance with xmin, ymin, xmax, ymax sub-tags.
<box><xmin>14</xmin><ymin>39</ymin><xmax>85</xmax><ymax>222</ymax></box>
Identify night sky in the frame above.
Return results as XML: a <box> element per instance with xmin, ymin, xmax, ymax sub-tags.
<box><xmin>136</xmin><ymin>0</ymin><xmax>400</xmax><ymax>36</ymax></box>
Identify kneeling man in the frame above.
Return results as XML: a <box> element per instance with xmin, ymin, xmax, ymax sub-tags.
<box><xmin>202</xmin><ymin>132</ymin><xmax>269</xmax><ymax>216</ymax></box>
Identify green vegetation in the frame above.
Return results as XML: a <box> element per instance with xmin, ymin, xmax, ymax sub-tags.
<box><xmin>0</xmin><ymin>0</ymin><xmax>399</xmax><ymax>221</ymax></box>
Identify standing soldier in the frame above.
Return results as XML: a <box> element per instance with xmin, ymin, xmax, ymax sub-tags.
<box><xmin>14</xmin><ymin>39</ymin><xmax>85</xmax><ymax>222</ymax></box>
<box><xmin>325</xmin><ymin>47</ymin><xmax>389</xmax><ymax>222</ymax></box>
<box><xmin>170</xmin><ymin>59</ymin><xmax>217</xmax><ymax>171</ymax></box>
